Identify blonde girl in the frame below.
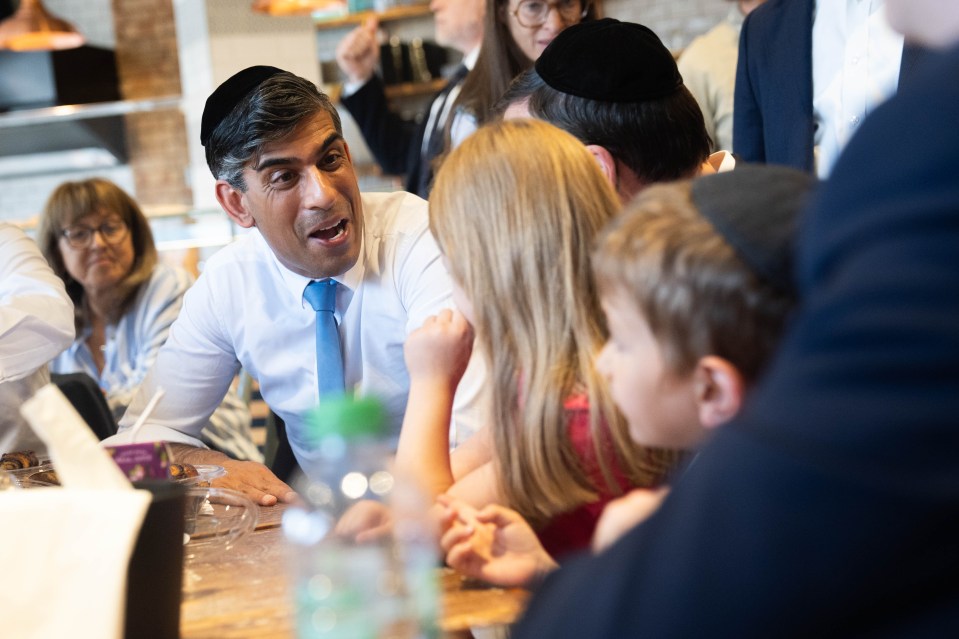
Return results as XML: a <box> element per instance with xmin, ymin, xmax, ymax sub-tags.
<box><xmin>397</xmin><ymin>119</ymin><xmax>677</xmax><ymax>557</ymax></box>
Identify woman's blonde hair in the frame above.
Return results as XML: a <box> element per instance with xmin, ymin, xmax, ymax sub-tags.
<box><xmin>431</xmin><ymin>119</ymin><xmax>672</xmax><ymax>526</ymax></box>
<box><xmin>37</xmin><ymin>178</ymin><xmax>157</xmax><ymax>331</ymax></box>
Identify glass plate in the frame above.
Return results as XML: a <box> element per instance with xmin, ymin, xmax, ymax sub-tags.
<box><xmin>2</xmin><ymin>461</ymin><xmax>59</xmax><ymax>488</ymax></box>
<box><xmin>173</xmin><ymin>464</ymin><xmax>227</xmax><ymax>486</ymax></box>
<box><xmin>183</xmin><ymin>486</ymin><xmax>258</xmax><ymax>559</ymax></box>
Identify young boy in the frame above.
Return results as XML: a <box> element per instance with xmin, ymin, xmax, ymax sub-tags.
<box><xmin>439</xmin><ymin>164</ymin><xmax>817</xmax><ymax>587</ymax></box>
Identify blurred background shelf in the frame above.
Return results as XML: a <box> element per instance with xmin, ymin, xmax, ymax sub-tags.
<box><xmin>314</xmin><ymin>4</ymin><xmax>432</xmax><ymax>29</ymax></box>
<box><xmin>250</xmin><ymin>0</ymin><xmax>431</xmax><ymax>28</ymax></box>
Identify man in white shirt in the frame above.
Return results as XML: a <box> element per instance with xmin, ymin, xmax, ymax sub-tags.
<box><xmin>734</xmin><ymin>0</ymin><xmax>925</xmax><ymax>177</ymax></box>
<box><xmin>335</xmin><ymin>0</ymin><xmax>484</xmax><ymax>197</ymax></box>
<box><xmin>112</xmin><ymin>66</ymin><xmax>484</xmax><ymax>506</ymax></box>
<box><xmin>0</xmin><ymin>223</ymin><xmax>75</xmax><ymax>454</ymax></box>
<box><xmin>810</xmin><ymin>0</ymin><xmax>903</xmax><ymax>177</ymax></box>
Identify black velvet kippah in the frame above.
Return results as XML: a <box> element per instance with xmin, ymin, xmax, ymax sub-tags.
<box><xmin>200</xmin><ymin>65</ymin><xmax>285</xmax><ymax>146</ymax></box>
<box><xmin>534</xmin><ymin>18</ymin><xmax>683</xmax><ymax>103</ymax></box>
<box><xmin>691</xmin><ymin>164</ymin><xmax>817</xmax><ymax>295</ymax></box>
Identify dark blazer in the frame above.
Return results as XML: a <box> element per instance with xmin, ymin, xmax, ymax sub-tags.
<box><xmin>340</xmin><ymin>69</ymin><xmax>466</xmax><ymax>198</ymax></box>
<box><xmin>733</xmin><ymin>0</ymin><xmax>927</xmax><ymax>171</ymax></box>
<box><xmin>514</xmin><ymin>43</ymin><xmax>959</xmax><ymax>638</ymax></box>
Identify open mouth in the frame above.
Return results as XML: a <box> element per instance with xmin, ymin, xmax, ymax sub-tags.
<box><xmin>310</xmin><ymin>219</ymin><xmax>348</xmax><ymax>242</ymax></box>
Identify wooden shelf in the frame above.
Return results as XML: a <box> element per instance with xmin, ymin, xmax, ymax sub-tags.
<box><xmin>325</xmin><ymin>77</ymin><xmax>446</xmax><ymax>104</ymax></box>
<box><xmin>314</xmin><ymin>4</ymin><xmax>432</xmax><ymax>29</ymax></box>
<box><xmin>250</xmin><ymin>1</ymin><xmax>431</xmax><ymax>27</ymax></box>
<box><xmin>383</xmin><ymin>78</ymin><xmax>446</xmax><ymax>99</ymax></box>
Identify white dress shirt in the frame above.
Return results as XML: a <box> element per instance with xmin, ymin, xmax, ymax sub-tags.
<box><xmin>437</xmin><ymin>46</ymin><xmax>481</xmax><ymax>150</ymax></box>
<box><xmin>812</xmin><ymin>0</ymin><xmax>903</xmax><ymax>178</ymax></box>
<box><xmin>51</xmin><ymin>264</ymin><xmax>259</xmax><ymax>461</ymax></box>
<box><xmin>113</xmin><ymin>191</ymin><xmax>484</xmax><ymax>472</ymax></box>
<box><xmin>0</xmin><ymin>223</ymin><xmax>75</xmax><ymax>454</ymax></box>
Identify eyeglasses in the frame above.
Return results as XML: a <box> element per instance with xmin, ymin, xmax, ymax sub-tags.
<box><xmin>511</xmin><ymin>0</ymin><xmax>588</xmax><ymax>28</ymax></box>
<box><xmin>60</xmin><ymin>220</ymin><xmax>129</xmax><ymax>249</ymax></box>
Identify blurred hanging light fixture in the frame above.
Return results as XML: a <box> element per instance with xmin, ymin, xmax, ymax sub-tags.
<box><xmin>0</xmin><ymin>0</ymin><xmax>85</xmax><ymax>51</ymax></box>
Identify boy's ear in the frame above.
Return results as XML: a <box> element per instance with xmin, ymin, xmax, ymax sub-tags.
<box><xmin>215</xmin><ymin>180</ymin><xmax>255</xmax><ymax>229</ymax></box>
<box><xmin>692</xmin><ymin>355</ymin><xmax>746</xmax><ymax>429</ymax></box>
<box><xmin>585</xmin><ymin>144</ymin><xmax>618</xmax><ymax>188</ymax></box>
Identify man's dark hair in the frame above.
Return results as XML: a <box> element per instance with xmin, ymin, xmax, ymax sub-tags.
<box><xmin>496</xmin><ymin>68</ymin><xmax>712</xmax><ymax>186</ymax></box>
<box><xmin>204</xmin><ymin>71</ymin><xmax>342</xmax><ymax>191</ymax></box>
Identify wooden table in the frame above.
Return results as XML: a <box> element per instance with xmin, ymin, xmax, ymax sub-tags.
<box><xmin>180</xmin><ymin>503</ymin><xmax>529</xmax><ymax>638</ymax></box>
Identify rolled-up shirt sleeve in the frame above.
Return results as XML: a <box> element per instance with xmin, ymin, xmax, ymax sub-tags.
<box><xmin>0</xmin><ymin>224</ymin><xmax>75</xmax><ymax>382</ymax></box>
<box><xmin>110</xmin><ymin>270</ymin><xmax>241</xmax><ymax>448</ymax></box>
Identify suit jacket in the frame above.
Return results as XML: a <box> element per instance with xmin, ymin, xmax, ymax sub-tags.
<box><xmin>733</xmin><ymin>0</ymin><xmax>927</xmax><ymax>171</ymax></box>
<box><xmin>514</xmin><ymin>43</ymin><xmax>959</xmax><ymax>638</ymax></box>
<box><xmin>340</xmin><ymin>69</ymin><xmax>467</xmax><ymax>198</ymax></box>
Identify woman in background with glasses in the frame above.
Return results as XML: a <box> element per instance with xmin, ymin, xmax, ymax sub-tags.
<box><xmin>446</xmin><ymin>0</ymin><xmax>596</xmax><ymax>147</ymax></box>
<box><xmin>36</xmin><ymin>178</ymin><xmax>260</xmax><ymax>461</ymax></box>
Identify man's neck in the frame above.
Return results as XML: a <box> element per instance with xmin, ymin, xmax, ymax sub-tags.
<box><xmin>458</xmin><ymin>42</ymin><xmax>482</xmax><ymax>67</ymax></box>
<box><xmin>615</xmin><ymin>162</ymin><xmax>647</xmax><ymax>204</ymax></box>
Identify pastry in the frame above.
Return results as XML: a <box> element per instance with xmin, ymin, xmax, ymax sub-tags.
<box><xmin>169</xmin><ymin>463</ymin><xmax>199</xmax><ymax>480</ymax></box>
<box><xmin>1</xmin><ymin>450</ymin><xmax>40</xmax><ymax>470</ymax></box>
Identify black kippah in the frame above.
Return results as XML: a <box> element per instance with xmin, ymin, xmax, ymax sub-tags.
<box><xmin>534</xmin><ymin>18</ymin><xmax>683</xmax><ymax>103</ymax></box>
<box><xmin>200</xmin><ymin>65</ymin><xmax>285</xmax><ymax>146</ymax></box>
<box><xmin>691</xmin><ymin>164</ymin><xmax>817</xmax><ymax>295</ymax></box>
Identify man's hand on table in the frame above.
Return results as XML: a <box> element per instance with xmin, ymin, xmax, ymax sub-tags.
<box><xmin>169</xmin><ymin>444</ymin><xmax>296</xmax><ymax>507</ymax></box>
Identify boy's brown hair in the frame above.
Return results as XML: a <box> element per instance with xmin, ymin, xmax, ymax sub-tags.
<box><xmin>593</xmin><ymin>165</ymin><xmax>815</xmax><ymax>383</ymax></box>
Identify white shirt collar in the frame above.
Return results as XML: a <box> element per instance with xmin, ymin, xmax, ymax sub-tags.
<box><xmin>255</xmin><ymin>220</ymin><xmax>366</xmax><ymax>313</ymax></box>
<box><xmin>462</xmin><ymin>46</ymin><xmax>481</xmax><ymax>71</ymax></box>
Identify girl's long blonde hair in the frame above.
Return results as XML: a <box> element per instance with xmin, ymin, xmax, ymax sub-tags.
<box><xmin>431</xmin><ymin>119</ymin><xmax>672</xmax><ymax>526</ymax></box>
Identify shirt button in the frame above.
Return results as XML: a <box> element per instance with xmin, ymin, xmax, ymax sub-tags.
<box><xmin>850</xmin><ymin>115</ymin><xmax>861</xmax><ymax>126</ymax></box>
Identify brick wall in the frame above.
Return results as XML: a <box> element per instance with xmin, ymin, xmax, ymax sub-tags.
<box><xmin>112</xmin><ymin>0</ymin><xmax>192</xmax><ymax>208</ymax></box>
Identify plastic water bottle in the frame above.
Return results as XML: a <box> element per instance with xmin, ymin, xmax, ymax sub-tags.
<box><xmin>282</xmin><ymin>395</ymin><xmax>439</xmax><ymax>639</ymax></box>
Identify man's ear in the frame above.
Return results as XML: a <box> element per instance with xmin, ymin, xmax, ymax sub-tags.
<box><xmin>585</xmin><ymin>144</ymin><xmax>618</xmax><ymax>188</ymax></box>
<box><xmin>215</xmin><ymin>180</ymin><xmax>255</xmax><ymax>229</ymax></box>
<box><xmin>692</xmin><ymin>355</ymin><xmax>746</xmax><ymax>429</ymax></box>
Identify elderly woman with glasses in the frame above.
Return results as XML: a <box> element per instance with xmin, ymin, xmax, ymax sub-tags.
<box><xmin>446</xmin><ymin>0</ymin><xmax>597</xmax><ymax>147</ymax></box>
<box><xmin>36</xmin><ymin>178</ymin><xmax>260</xmax><ymax>461</ymax></box>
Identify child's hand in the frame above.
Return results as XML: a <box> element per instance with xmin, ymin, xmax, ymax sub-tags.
<box><xmin>333</xmin><ymin>499</ymin><xmax>393</xmax><ymax>544</ymax></box>
<box><xmin>438</xmin><ymin>494</ymin><xmax>558</xmax><ymax>588</ymax></box>
<box><xmin>592</xmin><ymin>486</ymin><xmax>670</xmax><ymax>553</ymax></box>
<box><xmin>404</xmin><ymin>309</ymin><xmax>474</xmax><ymax>392</ymax></box>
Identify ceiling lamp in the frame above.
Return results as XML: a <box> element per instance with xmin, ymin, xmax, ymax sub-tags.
<box><xmin>0</xmin><ymin>0</ymin><xmax>85</xmax><ymax>51</ymax></box>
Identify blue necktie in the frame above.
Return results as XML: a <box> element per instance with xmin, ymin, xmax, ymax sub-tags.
<box><xmin>303</xmin><ymin>279</ymin><xmax>344</xmax><ymax>397</ymax></box>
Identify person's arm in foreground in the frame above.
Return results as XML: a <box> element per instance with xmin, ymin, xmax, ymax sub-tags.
<box><xmin>111</xmin><ymin>275</ymin><xmax>292</xmax><ymax>506</ymax></box>
<box><xmin>0</xmin><ymin>224</ymin><xmax>74</xmax><ymax>382</ymax></box>
<box><xmin>395</xmin><ymin>308</ymin><xmax>474</xmax><ymax>498</ymax></box>
<box><xmin>105</xmin><ymin>267</ymin><xmax>257</xmax><ymax>460</ymax></box>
